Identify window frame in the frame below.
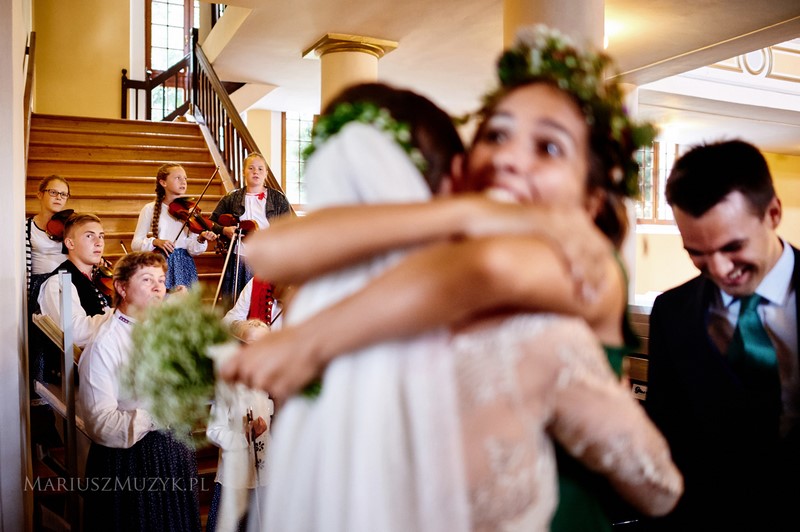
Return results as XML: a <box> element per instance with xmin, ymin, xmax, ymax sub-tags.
<box><xmin>281</xmin><ymin>110</ymin><xmax>315</xmax><ymax>210</ymax></box>
<box><xmin>636</xmin><ymin>141</ymin><xmax>681</xmax><ymax>226</ymax></box>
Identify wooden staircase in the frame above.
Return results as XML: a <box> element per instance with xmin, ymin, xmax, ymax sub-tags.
<box><xmin>26</xmin><ymin>113</ymin><xmax>229</xmax><ymax>530</ymax></box>
<box><xmin>26</xmin><ymin>113</ymin><xmax>229</xmax><ymax>298</ymax></box>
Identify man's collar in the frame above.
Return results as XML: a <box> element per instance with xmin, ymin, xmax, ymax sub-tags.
<box><xmin>720</xmin><ymin>239</ymin><xmax>794</xmax><ymax>307</ymax></box>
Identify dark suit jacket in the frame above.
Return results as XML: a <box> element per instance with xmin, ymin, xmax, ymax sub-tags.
<box><xmin>643</xmin><ymin>245</ymin><xmax>800</xmax><ymax>531</ymax></box>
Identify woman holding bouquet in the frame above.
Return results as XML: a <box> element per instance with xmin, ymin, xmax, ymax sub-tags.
<box><xmin>77</xmin><ymin>251</ymin><xmax>201</xmax><ymax>532</ymax></box>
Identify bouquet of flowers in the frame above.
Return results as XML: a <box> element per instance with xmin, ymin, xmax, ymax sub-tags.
<box><xmin>122</xmin><ymin>287</ymin><xmax>233</xmax><ymax>446</ymax></box>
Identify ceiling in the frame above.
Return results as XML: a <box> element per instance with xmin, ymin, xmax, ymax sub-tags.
<box><xmin>206</xmin><ymin>0</ymin><xmax>800</xmax><ymax>155</ymax></box>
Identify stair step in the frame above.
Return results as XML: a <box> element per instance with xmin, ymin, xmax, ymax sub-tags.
<box><xmin>30</xmin><ymin>126</ymin><xmax>206</xmax><ymax>148</ymax></box>
<box><xmin>32</xmin><ymin>113</ymin><xmax>205</xmax><ymax>135</ymax></box>
<box><xmin>38</xmin><ymin>501</ymin><xmax>72</xmax><ymax>531</ymax></box>
<box><xmin>26</xmin><ymin>195</ymin><xmax>223</xmax><ymax>214</ymax></box>
<box><xmin>28</xmin><ymin>168</ymin><xmax>227</xmax><ymax>182</ymax></box>
<box><xmin>27</xmin><ymin>178</ymin><xmax>227</xmax><ymax>197</ymax></box>
<box><xmin>28</xmin><ymin>142</ymin><xmax>214</xmax><ymax>163</ymax></box>
<box><xmin>27</xmin><ymin>159</ymin><xmax>217</xmax><ymax>177</ymax></box>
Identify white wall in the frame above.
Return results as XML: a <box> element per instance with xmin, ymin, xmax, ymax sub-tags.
<box><xmin>0</xmin><ymin>0</ymin><xmax>32</xmax><ymax>528</ymax></box>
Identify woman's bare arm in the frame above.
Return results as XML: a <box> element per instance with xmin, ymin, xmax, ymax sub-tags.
<box><xmin>222</xmin><ymin>234</ymin><xmax>623</xmax><ymax>402</ymax></box>
<box><xmin>243</xmin><ymin>198</ymin><xmax>473</xmax><ymax>284</ymax></box>
<box><xmin>245</xmin><ymin>196</ymin><xmax>609</xmax><ymax>290</ymax></box>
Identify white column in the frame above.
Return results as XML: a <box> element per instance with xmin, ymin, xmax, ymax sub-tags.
<box><xmin>1</xmin><ymin>0</ymin><xmax>28</xmax><ymax>529</ymax></box>
<box><xmin>303</xmin><ymin>33</ymin><xmax>398</xmax><ymax>110</ymax></box>
<box><xmin>503</xmin><ymin>0</ymin><xmax>604</xmax><ymax>49</ymax></box>
<box><xmin>620</xmin><ymin>83</ymin><xmax>641</xmax><ymax>304</ymax></box>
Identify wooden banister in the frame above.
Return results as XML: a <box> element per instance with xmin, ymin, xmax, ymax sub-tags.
<box><xmin>119</xmin><ymin>28</ymin><xmax>291</xmax><ymax>211</ymax></box>
<box><xmin>31</xmin><ymin>271</ymin><xmax>81</xmax><ymax>531</ymax></box>
<box><xmin>121</xmin><ymin>52</ymin><xmax>191</xmax><ymax>122</ymax></box>
<box><xmin>192</xmin><ymin>40</ymin><xmax>283</xmax><ymax>193</ymax></box>
<box><xmin>23</xmin><ymin>32</ymin><xmax>36</xmax><ymax>165</ymax></box>
<box><xmin>32</xmin><ymin>314</ymin><xmax>82</xmax><ymax>365</ymax></box>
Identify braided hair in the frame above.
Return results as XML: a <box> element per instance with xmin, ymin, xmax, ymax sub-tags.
<box><xmin>151</xmin><ymin>163</ymin><xmax>183</xmax><ymax>239</ymax></box>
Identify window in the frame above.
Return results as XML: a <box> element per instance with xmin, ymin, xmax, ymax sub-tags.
<box><xmin>145</xmin><ymin>0</ymin><xmax>197</xmax><ymax>120</ymax></box>
<box><xmin>636</xmin><ymin>141</ymin><xmax>683</xmax><ymax>224</ymax></box>
<box><xmin>282</xmin><ymin>111</ymin><xmax>315</xmax><ymax>206</ymax></box>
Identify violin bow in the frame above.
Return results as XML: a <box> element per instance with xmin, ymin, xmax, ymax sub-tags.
<box><xmin>172</xmin><ymin>166</ymin><xmax>220</xmax><ymax>244</ymax></box>
<box><xmin>212</xmin><ymin>230</ymin><xmax>238</xmax><ymax>309</ymax></box>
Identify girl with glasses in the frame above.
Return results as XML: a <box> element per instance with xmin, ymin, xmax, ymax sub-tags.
<box><xmin>26</xmin><ymin>175</ymin><xmax>71</xmax><ymax>301</ymax></box>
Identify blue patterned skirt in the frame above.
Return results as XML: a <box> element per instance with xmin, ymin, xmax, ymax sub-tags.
<box><xmin>83</xmin><ymin>430</ymin><xmax>201</xmax><ymax>532</ymax></box>
<box><xmin>166</xmin><ymin>248</ymin><xmax>199</xmax><ymax>290</ymax></box>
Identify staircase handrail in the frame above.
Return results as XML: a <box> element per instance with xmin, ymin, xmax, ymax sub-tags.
<box><xmin>191</xmin><ymin>35</ymin><xmax>283</xmax><ymax>193</ymax></box>
<box><xmin>23</xmin><ymin>32</ymin><xmax>36</xmax><ymax>165</ymax></box>
<box><xmin>121</xmin><ymin>51</ymin><xmax>192</xmax><ymax>122</ymax></box>
<box><xmin>31</xmin><ymin>272</ymin><xmax>81</xmax><ymax>531</ymax></box>
<box><xmin>119</xmin><ymin>28</ymin><xmax>287</xmax><ymax>203</ymax></box>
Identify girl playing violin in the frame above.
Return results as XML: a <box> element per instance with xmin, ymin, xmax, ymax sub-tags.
<box><xmin>26</xmin><ymin>175</ymin><xmax>71</xmax><ymax>301</ymax></box>
<box><xmin>210</xmin><ymin>153</ymin><xmax>292</xmax><ymax>308</ymax></box>
<box><xmin>131</xmin><ymin>162</ymin><xmax>217</xmax><ymax>290</ymax></box>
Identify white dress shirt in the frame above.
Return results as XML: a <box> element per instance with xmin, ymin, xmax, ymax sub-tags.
<box><xmin>37</xmin><ymin>275</ymin><xmax>112</xmax><ymax>348</ymax></box>
<box><xmin>230</xmin><ymin>193</ymin><xmax>270</xmax><ymax>259</ymax></box>
<box><xmin>30</xmin><ymin>221</ymin><xmax>67</xmax><ymax>275</ymax></box>
<box><xmin>77</xmin><ymin>310</ymin><xmax>156</xmax><ymax>448</ymax></box>
<box><xmin>131</xmin><ymin>201</ymin><xmax>208</xmax><ymax>256</ymax></box>
<box><xmin>712</xmin><ymin>240</ymin><xmax>799</xmax><ymax>435</ymax></box>
<box><xmin>206</xmin><ymin>385</ymin><xmax>273</xmax><ymax>488</ymax></box>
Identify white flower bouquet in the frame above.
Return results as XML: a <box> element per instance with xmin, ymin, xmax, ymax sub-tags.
<box><xmin>122</xmin><ymin>287</ymin><xmax>233</xmax><ymax>446</ymax></box>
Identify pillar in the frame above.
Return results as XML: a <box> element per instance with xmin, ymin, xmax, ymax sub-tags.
<box><xmin>303</xmin><ymin>33</ymin><xmax>398</xmax><ymax>110</ymax></box>
<box><xmin>503</xmin><ymin>0</ymin><xmax>644</xmax><ymax>303</ymax></box>
<box><xmin>503</xmin><ymin>0</ymin><xmax>604</xmax><ymax>49</ymax></box>
<box><xmin>620</xmin><ymin>83</ymin><xmax>641</xmax><ymax>303</ymax></box>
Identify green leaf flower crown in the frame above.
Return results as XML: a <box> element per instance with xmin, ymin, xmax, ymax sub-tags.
<box><xmin>486</xmin><ymin>24</ymin><xmax>657</xmax><ymax>198</ymax></box>
<box><xmin>302</xmin><ymin>101</ymin><xmax>428</xmax><ymax>173</ymax></box>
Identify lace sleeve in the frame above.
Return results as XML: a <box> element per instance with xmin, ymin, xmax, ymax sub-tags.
<box><xmin>452</xmin><ymin>314</ymin><xmax>682</xmax><ymax>531</ymax></box>
<box><xmin>542</xmin><ymin>319</ymin><xmax>683</xmax><ymax>517</ymax></box>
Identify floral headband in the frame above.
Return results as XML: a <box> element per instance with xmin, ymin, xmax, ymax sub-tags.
<box><xmin>303</xmin><ymin>101</ymin><xmax>427</xmax><ymax>173</ymax></box>
<box><xmin>485</xmin><ymin>24</ymin><xmax>657</xmax><ymax>198</ymax></box>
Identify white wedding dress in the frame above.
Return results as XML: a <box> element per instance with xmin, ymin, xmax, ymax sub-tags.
<box><xmin>253</xmin><ymin>123</ymin><xmax>682</xmax><ymax>532</ymax></box>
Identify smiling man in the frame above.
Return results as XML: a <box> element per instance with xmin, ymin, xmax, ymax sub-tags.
<box><xmin>643</xmin><ymin>140</ymin><xmax>800</xmax><ymax>530</ymax></box>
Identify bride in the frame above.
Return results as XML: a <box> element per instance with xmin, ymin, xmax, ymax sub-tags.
<box><xmin>227</xmin><ymin>27</ymin><xmax>682</xmax><ymax>531</ymax></box>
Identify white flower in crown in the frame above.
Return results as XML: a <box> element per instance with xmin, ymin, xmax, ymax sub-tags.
<box><xmin>485</xmin><ymin>23</ymin><xmax>658</xmax><ymax>199</ymax></box>
<box><xmin>303</xmin><ymin>101</ymin><xmax>427</xmax><ymax>174</ymax></box>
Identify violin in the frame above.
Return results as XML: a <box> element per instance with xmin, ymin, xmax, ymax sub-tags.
<box><xmin>168</xmin><ymin>197</ymin><xmax>215</xmax><ymax>236</ymax></box>
<box><xmin>214</xmin><ymin>214</ymin><xmax>259</xmax><ymax>255</ymax></box>
<box><xmin>93</xmin><ymin>257</ymin><xmax>115</xmax><ymax>299</ymax></box>
<box><xmin>45</xmin><ymin>209</ymin><xmax>75</xmax><ymax>242</ymax></box>
<box><xmin>217</xmin><ymin>214</ymin><xmax>259</xmax><ymax>235</ymax></box>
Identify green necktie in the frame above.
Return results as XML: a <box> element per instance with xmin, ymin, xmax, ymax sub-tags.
<box><xmin>728</xmin><ymin>294</ymin><xmax>779</xmax><ymax>394</ymax></box>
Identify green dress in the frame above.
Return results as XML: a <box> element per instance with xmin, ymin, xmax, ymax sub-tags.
<box><xmin>550</xmin><ymin>259</ymin><xmax>640</xmax><ymax>531</ymax></box>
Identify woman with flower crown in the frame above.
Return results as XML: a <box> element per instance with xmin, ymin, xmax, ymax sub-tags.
<box><xmin>225</xmin><ymin>27</ymin><xmax>682</xmax><ymax>531</ymax></box>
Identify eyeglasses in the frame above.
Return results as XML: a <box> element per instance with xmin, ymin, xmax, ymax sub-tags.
<box><xmin>44</xmin><ymin>189</ymin><xmax>70</xmax><ymax>199</ymax></box>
